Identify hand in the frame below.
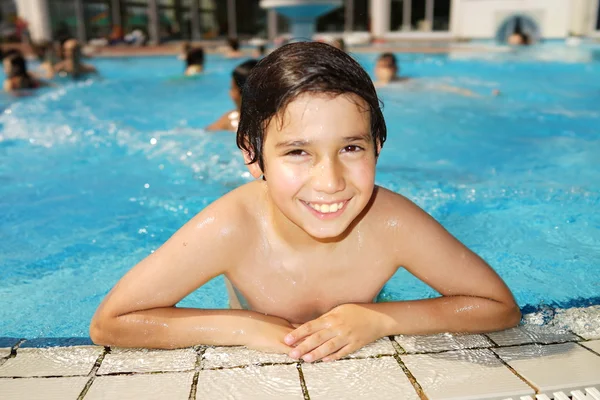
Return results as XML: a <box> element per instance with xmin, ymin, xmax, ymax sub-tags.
<box><xmin>284</xmin><ymin>303</ymin><xmax>383</xmax><ymax>362</ymax></box>
<box><xmin>244</xmin><ymin>313</ymin><xmax>295</xmax><ymax>355</ymax></box>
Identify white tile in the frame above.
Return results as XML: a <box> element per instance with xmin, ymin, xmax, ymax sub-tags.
<box><xmin>402</xmin><ymin>349</ymin><xmax>534</xmax><ymax>400</ymax></box>
<box><xmin>394</xmin><ymin>332</ymin><xmax>492</xmax><ymax>353</ymax></box>
<box><xmin>0</xmin><ymin>349</ymin><xmax>10</xmax><ymax>358</ymax></box>
<box><xmin>97</xmin><ymin>347</ymin><xmax>197</xmax><ymax>375</ymax></box>
<box><xmin>0</xmin><ymin>346</ymin><xmax>102</xmax><ymax>377</ymax></box>
<box><xmin>581</xmin><ymin>340</ymin><xmax>600</xmax><ymax>354</ymax></box>
<box><xmin>202</xmin><ymin>346</ymin><xmax>294</xmax><ymax>369</ymax></box>
<box><xmin>343</xmin><ymin>338</ymin><xmax>397</xmax><ymax>359</ymax></box>
<box><xmin>486</xmin><ymin>325</ymin><xmax>579</xmax><ymax>346</ymax></box>
<box><xmin>494</xmin><ymin>343</ymin><xmax>600</xmax><ymax>396</ymax></box>
<box><xmin>86</xmin><ymin>372</ymin><xmax>193</xmax><ymax>400</ymax></box>
<box><xmin>553</xmin><ymin>306</ymin><xmax>600</xmax><ymax>340</ymax></box>
<box><xmin>197</xmin><ymin>364</ymin><xmax>303</xmax><ymax>400</ymax></box>
<box><xmin>302</xmin><ymin>357</ymin><xmax>419</xmax><ymax>400</ymax></box>
<box><xmin>0</xmin><ymin>376</ymin><xmax>88</xmax><ymax>400</ymax></box>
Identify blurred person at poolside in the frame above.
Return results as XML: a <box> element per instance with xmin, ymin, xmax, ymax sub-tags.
<box><xmin>184</xmin><ymin>47</ymin><xmax>205</xmax><ymax>76</ymax></box>
<box><xmin>225</xmin><ymin>37</ymin><xmax>244</xmax><ymax>58</ymax></box>
<box><xmin>91</xmin><ymin>42</ymin><xmax>521</xmax><ymax>361</ymax></box>
<box><xmin>54</xmin><ymin>39</ymin><xmax>98</xmax><ymax>78</ymax></box>
<box><xmin>206</xmin><ymin>59</ymin><xmax>259</xmax><ymax>131</ymax></box>
<box><xmin>108</xmin><ymin>25</ymin><xmax>125</xmax><ymax>45</ymax></box>
<box><xmin>3</xmin><ymin>52</ymin><xmax>49</xmax><ymax>92</ymax></box>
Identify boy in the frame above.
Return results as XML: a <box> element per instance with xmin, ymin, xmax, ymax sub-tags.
<box><xmin>91</xmin><ymin>42</ymin><xmax>520</xmax><ymax>363</ymax></box>
<box><xmin>206</xmin><ymin>59</ymin><xmax>259</xmax><ymax>131</ymax></box>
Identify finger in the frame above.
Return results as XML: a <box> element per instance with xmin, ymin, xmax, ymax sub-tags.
<box><xmin>288</xmin><ymin>329</ymin><xmax>337</xmax><ymax>360</ymax></box>
<box><xmin>284</xmin><ymin>319</ymin><xmax>327</xmax><ymax>346</ymax></box>
<box><xmin>301</xmin><ymin>337</ymin><xmax>346</xmax><ymax>362</ymax></box>
<box><xmin>321</xmin><ymin>344</ymin><xmax>354</xmax><ymax>362</ymax></box>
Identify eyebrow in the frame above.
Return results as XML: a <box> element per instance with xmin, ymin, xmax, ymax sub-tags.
<box><xmin>275</xmin><ymin>134</ymin><xmax>371</xmax><ymax>149</ymax></box>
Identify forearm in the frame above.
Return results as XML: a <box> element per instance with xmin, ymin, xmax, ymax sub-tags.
<box><xmin>363</xmin><ymin>296</ymin><xmax>521</xmax><ymax>337</ymax></box>
<box><xmin>91</xmin><ymin>307</ymin><xmax>272</xmax><ymax>349</ymax></box>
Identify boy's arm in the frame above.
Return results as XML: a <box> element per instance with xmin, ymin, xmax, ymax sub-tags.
<box><xmin>286</xmin><ymin>192</ymin><xmax>520</xmax><ymax>361</ymax></box>
<box><xmin>90</xmin><ymin>200</ymin><xmax>293</xmax><ymax>352</ymax></box>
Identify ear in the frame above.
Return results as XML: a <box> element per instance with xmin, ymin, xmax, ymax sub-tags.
<box><xmin>242</xmin><ymin>149</ymin><xmax>263</xmax><ymax>179</ymax></box>
<box><xmin>375</xmin><ymin>140</ymin><xmax>382</xmax><ymax>161</ymax></box>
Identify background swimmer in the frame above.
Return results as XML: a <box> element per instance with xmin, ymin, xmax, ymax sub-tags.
<box><xmin>206</xmin><ymin>59</ymin><xmax>259</xmax><ymax>131</ymax></box>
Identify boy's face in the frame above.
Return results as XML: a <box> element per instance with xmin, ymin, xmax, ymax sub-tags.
<box><xmin>259</xmin><ymin>93</ymin><xmax>378</xmax><ymax>240</ymax></box>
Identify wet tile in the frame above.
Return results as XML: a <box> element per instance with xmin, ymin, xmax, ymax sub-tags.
<box><xmin>394</xmin><ymin>332</ymin><xmax>492</xmax><ymax>353</ymax></box>
<box><xmin>303</xmin><ymin>357</ymin><xmax>419</xmax><ymax>400</ymax></box>
<box><xmin>202</xmin><ymin>346</ymin><xmax>294</xmax><ymax>369</ymax></box>
<box><xmin>494</xmin><ymin>343</ymin><xmax>600</xmax><ymax>396</ymax></box>
<box><xmin>0</xmin><ymin>349</ymin><xmax>11</xmax><ymax>358</ymax></box>
<box><xmin>580</xmin><ymin>340</ymin><xmax>600</xmax><ymax>354</ymax></box>
<box><xmin>86</xmin><ymin>372</ymin><xmax>193</xmax><ymax>400</ymax></box>
<box><xmin>97</xmin><ymin>347</ymin><xmax>197</xmax><ymax>375</ymax></box>
<box><xmin>486</xmin><ymin>325</ymin><xmax>579</xmax><ymax>346</ymax></box>
<box><xmin>196</xmin><ymin>364</ymin><xmax>303</xmax><ymax>399</ymax></box>
<box><xmin>0</xmin><ymin>376</ymin><xmax>88</xmax><ymax>400</ymax></box>
<box><xmin>0</xmin><ymin>346</ymin><xmax>102</xmax><ymax>377</ymax></box>
<box><xmin>343</xmin><ymin>338</ymin><xmax>397</xmax><ymax>359</ymax></box>
<box><xmin>553</xmin><ymin>306</ymin><xmax>600</xmax><ymax>340</ymax></box>
<box><xmin>402</xmin><ymin>349</ymin><xmax>534</xmax><ymax>399</ymax></box>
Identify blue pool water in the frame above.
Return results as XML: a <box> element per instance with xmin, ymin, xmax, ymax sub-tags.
<box><xmin>1</xmin><ymin>46</ymin><xmax>599</xmax><ymax>338</ymax></box>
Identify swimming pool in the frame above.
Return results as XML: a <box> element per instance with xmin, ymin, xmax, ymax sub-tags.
<box><xmin>1</xmin><ymin>47</ymin><xmax>599</xmax><ymax>339</ymax></box>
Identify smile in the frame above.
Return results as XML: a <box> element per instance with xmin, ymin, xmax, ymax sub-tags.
<box><xmin>302</xmin><ymin>200</ymin><xmax>349</xmax><ymax>215</ymax></box>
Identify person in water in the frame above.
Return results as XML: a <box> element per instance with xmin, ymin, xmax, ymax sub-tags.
<box><xmin>53</xmin><ymin>39</ymin><xmax>98</xmax><ymax>78</ymax></box>
<box><xmin>225</xmin><ymin>37</ymin><xmax>244</xmax><ymax>58</ymax></box>
<box><xmin>206</xmin><ymin>59</ymin><xmax>259</xmax><ymax>131</ymax></box>
<box><xmin>91</xmin><ymin>42</ymin><xmax>520</xmax><ymax>362</ymax></box>
<box><xmin>184</xmin><ymin>47</ymin><xmax>204</xmax><ymax>76</ymax></box>
<box><xmin>3</xmin><ymin>51</ymin><xmax>49</xmax><ymax>92</ymax></box>
<box><xmin>374</xmin><ymin>52</ymin><xmax>486</xmax><ymax>96</ymax></box>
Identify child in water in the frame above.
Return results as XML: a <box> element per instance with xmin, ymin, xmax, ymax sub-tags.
<box><xmin>91</xmin><ymin>42</ymin><xmax>520</xmax><ymax>362</ymax></box>
<box><xmin>206</xmin><ymin>59</ymin><xmax>259</xmax><ymax>131</ymax></box>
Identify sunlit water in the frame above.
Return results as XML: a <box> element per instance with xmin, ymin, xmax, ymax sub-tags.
<box><xmin>1</xmin><ymin>45</ymin><xmax>599</xmax><ymax>338</ymax></box>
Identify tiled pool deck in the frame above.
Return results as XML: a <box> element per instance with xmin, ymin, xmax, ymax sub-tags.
<box><xmin>1</xmin><ymin>306</ymin><xmax>599</xmax><ymax>399</ymax></box>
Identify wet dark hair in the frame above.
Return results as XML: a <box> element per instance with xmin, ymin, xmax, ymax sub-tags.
<box><xmin>186</xmin><ymin>47</ymin><xmax>204</xmax><ymax>67</ymax></box>
<box><xmin>5</xmin><ymin>54</ymin><xmax>35</xmax><ymax>89</ymax></box>
<box><xmin>2</xmin><ymin>49</ymin><xmax>22</xmax><ymax>61</ymax></box>
<box><xmin>228</xmin><ymin>37</ymin><xmax>240</xmax><ymax>51</ymax></box>
<box><xmin>237</xmin><ymin>41</ymin><xmax>386</xmax><ymax>172</ymax></box>
<box><xmin>232</xmin><ymin>59</ymin><xmax>259</xmax><ymax>91</ymax></box>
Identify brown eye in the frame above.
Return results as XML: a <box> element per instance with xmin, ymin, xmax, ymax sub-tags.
<box><xmin>286</xmin><ymin>149</ymin><xmax>307</xmax><ymax>156</ymax></box>
<box><xmin>342</xmin><ymin>145</ymin><xmax>363</xmax><ymax>153</ymax></box>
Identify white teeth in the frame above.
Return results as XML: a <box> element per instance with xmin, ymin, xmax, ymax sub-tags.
<box><xmin>308</xmin><ymin>201</ymin><xmax>345</xmax><ymax>214</ymax></box>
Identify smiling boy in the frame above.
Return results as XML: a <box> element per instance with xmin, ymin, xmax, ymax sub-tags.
<box><xmin>91</xmin><ymin>42</ymin><xmax>520</xmax><ymax>362</ymax></box>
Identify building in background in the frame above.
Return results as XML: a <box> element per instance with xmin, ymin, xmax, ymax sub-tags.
<box><xmin>7</xmin><ymin>0</ymin><xmax>600</xmax><ymax>44</ymax></box>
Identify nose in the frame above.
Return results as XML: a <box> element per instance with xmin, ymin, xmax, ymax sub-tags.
<box><xmin>311</xmin><ymin>157</ymin><xmax>346</xmax><ymax>194</ymax></box>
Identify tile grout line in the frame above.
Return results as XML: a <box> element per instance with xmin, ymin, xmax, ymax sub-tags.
<box><xmin>575</xmin><ymin>341</ymin><xmax>600</xmax><ymax>357</ymax></box>
<box><xmin>188</xmin><ymin>346</ymin><xmax>206</xmax><ymax>400</ymax></box>
<box><xmin>489</xmin><ymin>349</ymin><xmax>540</xmax><ymax>394</ymax></box>
<box><xmin>76</xmin><ymin>346</ymin><xmax>108</xmax><ymax>400</ymax></box>
<box><xmin>391</xmin><ymin>353</ymin><xmax>427</xmax><ymax>400</ymax></box>
<box><xmin>296</xmin><ymin>363</ymin><xmax>310</xmax><ymax>400</ymax></box>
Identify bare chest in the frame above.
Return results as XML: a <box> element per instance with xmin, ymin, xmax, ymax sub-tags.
<box><xmin>227</xmin><ymin>248</ymin><xmax>396</xmax><ymax>323</ymax></box>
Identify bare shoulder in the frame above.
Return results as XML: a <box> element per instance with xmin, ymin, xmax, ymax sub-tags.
<box><xmin>367</xmin><ymin>186</ymin><xmax>426</xmax><ymax>224</ymax></box>
<box><xmin>185</xmin><ymin>181</ymin><xmax>261</xmax><ymax>248</ymax></box>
